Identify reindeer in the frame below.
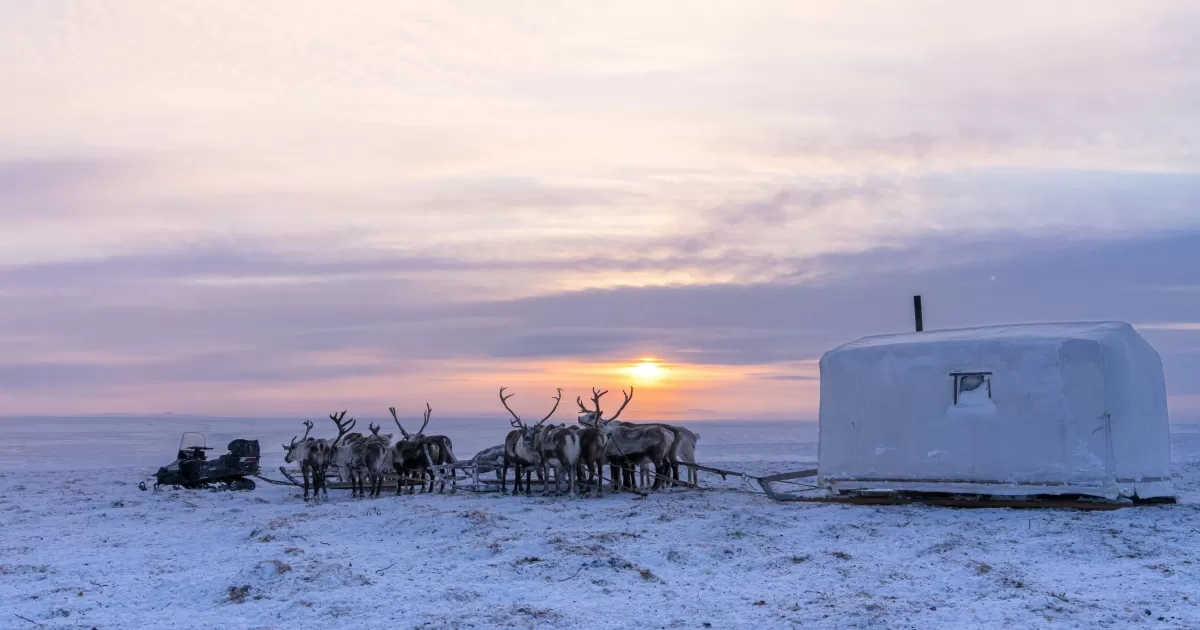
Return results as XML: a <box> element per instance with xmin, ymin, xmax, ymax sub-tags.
<box><xmin>664</xmin><ymin>425</ymin><xmax>700</xmax><ymax>486</ymax></box>
<box><xmin>499</xmin><ymin>387</ymin><xmax>563</xmax><ymax>496</ymax></box>
<box><xmin>611</xmin><ymin>421</ymin><xmax>699</xmax><ymax>488</ymax></box>
<box><xmin>325</xmin><ymin>412</ymin><xmax>367</xmax><ymax>496</ymax></box>
<box><xmin>283</xmin><ymin>419</ymin><xmax>337</xmax><ymax>501</ymax></box>
<box><xmin>571</xmin><ymin>399</ymin><xmax>608</xmax><ymax>496</ymax></box>
<box><xmin>577</xmin><ymin>386</ymin><xmax>677</xmax><ymax>492</ymax></box>
<box><xmin>536</xmin><ymin>421</ymin><xmax>581</xmax><ymax>498</ymax></box>
<box><xmin>388</xmin><ymin>404</ymin><xmax>442</xmax><ymax>494</ymax></box>
<box><xmin>500</xmin><ymin>428</ymin><xmax>547</xmax><ymax>495</ymax></box>
<box><xmin>419</xmin><ymin>406</ymin><xmax>457</xmax><ymax>493</ymax></box>
<box><xmin>356</xmin><ymin>422</ymin><xmax>392</xmax><ymax>498</ymax></box>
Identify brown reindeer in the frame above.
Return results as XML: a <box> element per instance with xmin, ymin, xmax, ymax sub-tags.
<box><xmin>388</xmin><ymin>404</ymin><xmax>443</xmax><ymax>494</ymax></box>
<box><xmin>572</xmin><ymin>398</ymin><xmax>608</xmax><ymax>496</ymax></box>
<box><xmin>499</xmin><ymin>387</ymin><xmax>562</xmax><ymax>496</ymax></box>
<box><xmin>419</xmin><ymin>405</ymin><xmax>457</xmax><ymax>493</ymax></box>
<box><xmin>577</xmin><ymin>386</ymin><xmax>677</xmax><ymax>492</ymax></box>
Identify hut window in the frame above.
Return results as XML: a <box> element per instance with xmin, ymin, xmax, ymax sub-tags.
<box><xmin>951</xmin><ymin>372</ymin><xmax>992</xmax><ymax>405</ymax></box>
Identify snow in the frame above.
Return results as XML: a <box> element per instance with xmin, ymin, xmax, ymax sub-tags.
<box><xmin>3</xmin><ymin>417</ymin><xmax>1200</xmax><ymax>629</ymax></box>
<box><xmin>818</xmin><ymin>322</ymin><xmax>1172</xmax><ymax>500</ymax></box>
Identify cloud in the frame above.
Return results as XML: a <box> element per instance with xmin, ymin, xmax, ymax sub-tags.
<box><xmin>0</xmin><ymin>228</ymin><xmax>1196</xmax><ymax>416</ymax></box>
<box><xmin>718</xmin><ymin>177</ymin><xmax>902</xmax><ymax>227</ymax></box>
<box><xmin>1</xmin><ymin>3</ymin><xmax>1199</xmax><ymax>417</ymax></box>
<box><xmin>0</xmin><ymin>155</ymin><xmax>139</xmax><ymax>219</ymax></box>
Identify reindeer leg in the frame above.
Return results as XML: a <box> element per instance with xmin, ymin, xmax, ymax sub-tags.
<box><xmin>568</xmin><ymin>462</ymin><xmax>576</xmax><ymax>499</ymax></box>
<box><xmin>654</xmin><ymin>457</ymin><xmax>668</xmax><ymax>491</ymax></box>
<box><xmin>301</xmin><ymin>465</ymin><xmax>310</xmax><ymax>500</ymax></box>
<box><xmin>501</xmin><ymin>456</ymin><xmax>509</xmax><ymax>494</ymax></box>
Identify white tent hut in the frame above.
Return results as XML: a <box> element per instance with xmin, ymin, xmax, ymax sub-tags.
<box><xmin>817</xmin><ymin>321</ymin><xmax>1172</xmax><ymax>502</ymax></box>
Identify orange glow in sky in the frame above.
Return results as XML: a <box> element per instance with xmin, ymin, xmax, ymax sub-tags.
<box><xmin>622</xmin><ymin>357</ymin><xmax>669</xmax><ymax>385</ymax></box>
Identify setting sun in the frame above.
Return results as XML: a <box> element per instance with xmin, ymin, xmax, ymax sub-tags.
<box><xmin>623</xmin><ymin>357</ymin><xmax>669</xmax><ymax>384</ymax></box>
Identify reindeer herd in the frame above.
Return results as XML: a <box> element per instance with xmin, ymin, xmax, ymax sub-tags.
<box><xmin>281</xmin><ymin>385</ymin><xmax>700</xmax><ymax>501</ymax></box>
<box><xmin>283</xmin><ymin>404</ymin><xmax>455</xmax><ymax>500</ymax></box>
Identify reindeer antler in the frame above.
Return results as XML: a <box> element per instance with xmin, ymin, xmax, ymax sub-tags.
<box><xmin>328</xmin><ymin>410</ymin><xmax>356</xmax><ymax>445</ymax></box>
<box><xmin>535</xmin><ymin>388</ymin><xmax>563</xmax><ymax>427</ymax></box>
<box><xmin>368</xmin><ymin>422</ymin><xmax>382</xmax><ymax>438</ymax></box>
<box><xmin>416</xmin><ymin>403</ymin><xmax>432</xmax><ymax>436</ymax></box>
<box><xmin>388</xmin><ymin>406</ymin><xmax>411</xmax><ymax>440</ymax></box>
<box><xmin>499</xmin><ymin>387</ymin><xmax>524</xmax><ymax>429</ymax></box>
<box><xmin>288</xmin><ymin>419</ymin><xmax>315</xmax><ymax>447</ymax></box>
<box><xmin>577</xmin><ymin>391</ymin><xmax>602</xmax><ymax>427</ymax></box>
<box><xmin>607</xmin><ymin>386</ymin><xmax>634</xmax><ymax>423</ymax></box>
<box><xmin>590</xmin><ymin>387</ymin><xmax>608</xmax><ymax>419</ymax></box>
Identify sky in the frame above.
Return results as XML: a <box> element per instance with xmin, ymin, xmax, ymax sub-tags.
<box><xmin>1</xmin><ymin>1</ymin><xmax>1199</xmax><ymax>422</ymax></box>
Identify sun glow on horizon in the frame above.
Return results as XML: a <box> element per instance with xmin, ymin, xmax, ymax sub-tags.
<box><xmin>623</xmin><ymin>357</ymin><xmax>669</xmax><ymax>385</ymax></box>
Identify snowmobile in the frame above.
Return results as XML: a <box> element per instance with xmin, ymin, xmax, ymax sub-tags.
<box><xmin>140</xmin><ymin>432</ymin><xmax>261</xmax><ymax>491</ymax></box>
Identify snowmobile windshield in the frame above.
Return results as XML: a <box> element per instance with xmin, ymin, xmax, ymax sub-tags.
<box><xmin>179</xmin><ymin>432</ymin><xmax>207</xmax><ymax>450</ymax></box>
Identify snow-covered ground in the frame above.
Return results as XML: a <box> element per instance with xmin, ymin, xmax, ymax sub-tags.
<box><xmin>2</xmin><ymin>418</ymin><xmax>1199</xmax><ymax>629</ymax></box>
